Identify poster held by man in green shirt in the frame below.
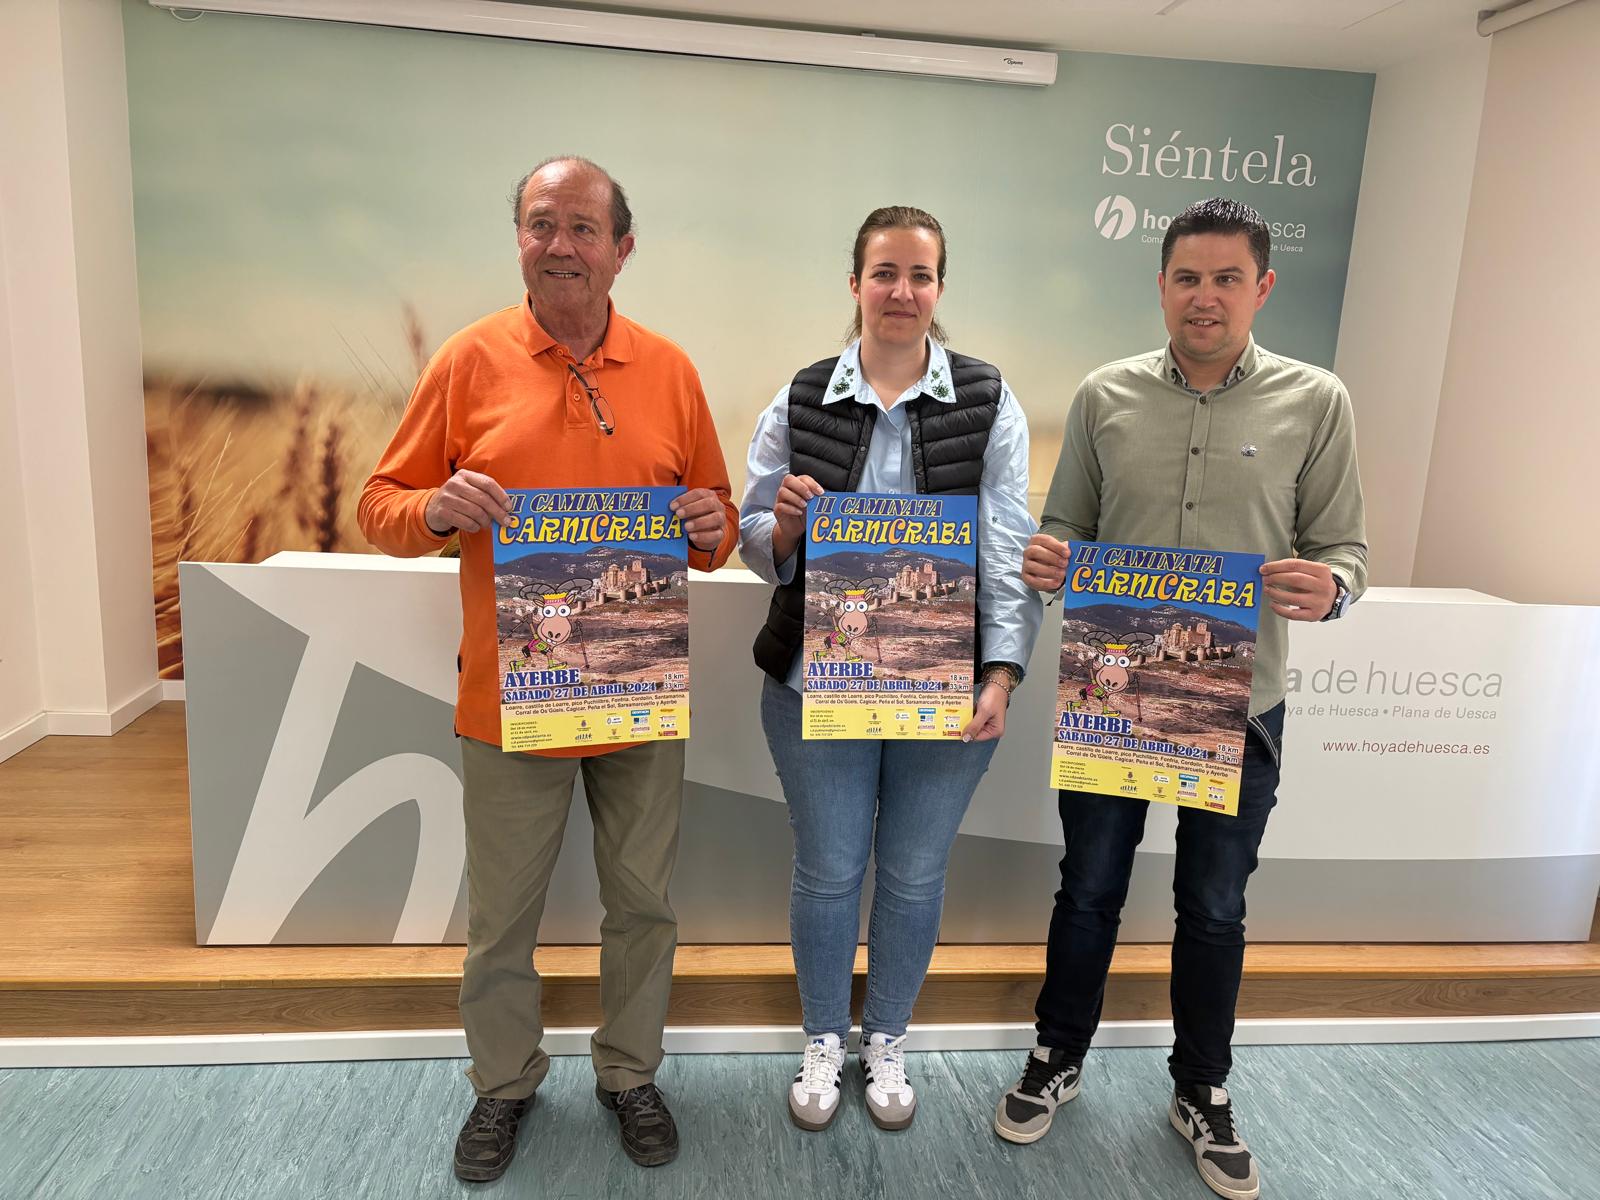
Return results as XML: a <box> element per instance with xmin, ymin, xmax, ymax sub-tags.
<box><xmin>1050</xmin><ymin>540</ymin><xmax>1265</xmax><ymax>815</ymax></box>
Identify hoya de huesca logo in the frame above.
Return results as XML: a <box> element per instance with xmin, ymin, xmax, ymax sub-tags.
<box><xmin>1088</xmin><ymin>196</ymin><xmax>1139</xmax><ymax>241</ymax></box>
<box><xmin>1094</xmin><ymin>194</ymin><xmax>1137</xmax><ymax>240</ymax></box>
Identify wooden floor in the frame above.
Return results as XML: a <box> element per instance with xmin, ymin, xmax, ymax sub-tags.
<box><xmin>2</xmin><ymin>702</ymin><xmax>1598</xmax><ymax>1038</ymax></box>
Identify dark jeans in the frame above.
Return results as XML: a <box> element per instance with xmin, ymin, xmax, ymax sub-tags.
<box><xmin>1034</xmin><ymin>702</ymin><xmax>1285</xmax><ymax>1087</ymax></box>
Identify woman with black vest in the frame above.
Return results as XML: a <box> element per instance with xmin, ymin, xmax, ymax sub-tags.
<box><xmin>739</xmin><ymin>206</ymin><xmax>1042</xmax><ymax>1132</ymax></box>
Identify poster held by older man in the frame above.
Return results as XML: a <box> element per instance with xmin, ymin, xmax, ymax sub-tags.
<box><xmin>495</xmin><ymin>486</ymin><xmax>691</xmax><ymax>751</ymax></box>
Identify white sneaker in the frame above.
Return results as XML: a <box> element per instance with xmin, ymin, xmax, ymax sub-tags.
<box><xmin>788</xmin><ymin>1033</ymin><xmax>845</xmax><ymax>1131</ymax></box>
<box><xmin>859</xmin><ymin>1032</ymin><xmax>916</xmax><ymax>1130</ymax></box>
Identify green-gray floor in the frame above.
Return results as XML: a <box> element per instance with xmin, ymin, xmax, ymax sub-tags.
<box><xmin>2</xmin><ymin>1040</ymin><xmax>1598</xmax><ymax>1199</ymax></box>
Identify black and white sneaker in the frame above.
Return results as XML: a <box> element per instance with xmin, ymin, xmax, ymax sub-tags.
<box><xmin>992</xmin><ymin>1045</ymin><xmax>1081</xmax><ymax>1144</ymax></box>
<box><xmin>859</xmin><ymin>1032</ymin><xmax>916</xmax><ymax>1130</ymax></box>
<box><xmin>1169</xmin><ymin>1084</ymin><xmax>1259</xmax><ymax>1200</ymax></box>
<box><xmin>788</xmin><ymin>1033</ymin><xmax>845</xmax><ymax>1131</ymax></box>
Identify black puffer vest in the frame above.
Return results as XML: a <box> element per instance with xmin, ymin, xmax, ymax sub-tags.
<box><xmin>751</xmin><ymin>350</ymin><xmax>1002</xmax><ymax>682</ymax></box>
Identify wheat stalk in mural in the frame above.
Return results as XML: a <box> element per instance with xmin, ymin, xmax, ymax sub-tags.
<box><xmin>144</xmin><ymin>308</ymin><xmax>430</xmax><ymax>676</ymax></box>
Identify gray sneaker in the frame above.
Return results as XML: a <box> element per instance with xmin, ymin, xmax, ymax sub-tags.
<box><xmin>1169</xmin><ymin>1084</ymin><xmax>1259</xmax><ymax>1200</ymax></box>
<box><xmin>993</xmin><ymin>1046</ymin><xmax>1081</xmax><ymax>1144</ymax></box>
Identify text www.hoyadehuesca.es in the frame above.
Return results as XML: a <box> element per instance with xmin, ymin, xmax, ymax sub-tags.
<box><xmin>1321</xmin><ymin>740</ymin><xmax>1492</xmax><ymax>756</ymax></box>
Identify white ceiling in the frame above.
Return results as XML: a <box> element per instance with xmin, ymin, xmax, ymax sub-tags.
<box><xmin>549</xmin><ymin>0</ymin><xmax>1498</xmax><ymax>71</ymax></box>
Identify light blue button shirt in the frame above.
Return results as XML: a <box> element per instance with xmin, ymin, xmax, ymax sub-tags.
<box><xmin>740</xmin><ymin>338</ymin><xmax>1043</xmax><ymax>693</ymax></box>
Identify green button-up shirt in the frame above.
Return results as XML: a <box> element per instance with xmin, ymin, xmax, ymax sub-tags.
<box><xmin>1040</xmin><ymin>336</ymin><xmax>1368</xmax><ymax>716</ymax></box>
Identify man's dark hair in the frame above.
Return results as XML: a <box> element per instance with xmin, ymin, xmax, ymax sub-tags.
<box><xmin>1160</xmin><ymin>197</ymin><xmax>1270</xmax><ymax>279</ymax></box>
<box><xmin>508</xmin><ymin>156</ymin><xmax>634</xmax><ymax>245</ymax></box>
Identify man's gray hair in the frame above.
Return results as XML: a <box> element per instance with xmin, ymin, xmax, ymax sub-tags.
<box><xmin>508</xmin><ymin>156</ymin><xmax>634</xmax><ymax>244</ymax></box>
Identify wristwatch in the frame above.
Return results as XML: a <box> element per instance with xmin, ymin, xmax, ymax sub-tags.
<box><xmin>1321</xmin><ymin>574</ymin><xmax>1352</xmax><ymax>622</ymax></box>
<box><xmin>979</xmin><ymin>661</ymin><xmax>1024</xmax><ymax>700</ymax></box>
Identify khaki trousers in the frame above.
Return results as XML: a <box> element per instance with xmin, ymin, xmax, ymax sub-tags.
<box><xmin>457</xmin><ymin>736</ymin><xmax>685</xmax><ymax>1098</ymax></box>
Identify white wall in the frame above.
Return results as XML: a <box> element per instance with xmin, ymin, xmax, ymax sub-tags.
<box><xmin>0</xmin><ymin>0</ymin><xmax>159</xmax><ymax>758</ymax></box>
<box><xmin>1412</xmin><ymin>0</ymin><xmax>1600</xmax><ymax>604</ymax></box>
<box><xmin>0</xmin><ymin>197</ymin><xmax>45</xmax><ymax>756</ymax></box>
<box><xmin>58</xmin><ymin>0</ymin><xmax>160</xmax><ymax>711</ymax></box>
<box><xmin>1332</xmin><ymin>33</ymin><xmax>1490</xmax><ymax>587</ymax></box>
<box><xmin>2</xmin><ymin>1</ymin><xmax>105</xmax><ymax>719</ymax></box>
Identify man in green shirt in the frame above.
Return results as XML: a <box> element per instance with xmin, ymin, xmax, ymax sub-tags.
<box><xmin>992</xmin><ymin>198</ymin><xmax>1367</xmax><ymax>1200</ymax></box>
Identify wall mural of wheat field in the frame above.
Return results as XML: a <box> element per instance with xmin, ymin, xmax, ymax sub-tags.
<box><xmin>123</xmin><ymin>3</ymin><xmax>1372</xmax><ymax>677</ymax></box>
<box><xmin>144</xmin><ymin>335</ymin><xmax>422</xmax><ymax>677</ymax></box>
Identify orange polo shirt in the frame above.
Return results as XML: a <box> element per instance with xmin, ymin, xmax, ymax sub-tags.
<box><xmin>357</xmin><ymin>296</ymin><xmax>738</xmax><ymax>756</ymax></box>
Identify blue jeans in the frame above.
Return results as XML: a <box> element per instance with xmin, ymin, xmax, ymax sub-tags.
<box><xmin>1033</xmin><ymin>702</ymin><xmax>1285</xmax><ymax>1087</ymax></box>
<box><xmin>760</xmin><ymin>676</ymin><xmax>998</xmax><ymax>1040</ymax></box>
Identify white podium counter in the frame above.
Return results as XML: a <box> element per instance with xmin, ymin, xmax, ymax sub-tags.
<box><xmin>180</xmin><ymin>554</ymin><xmax>1600</xmax><ymax>945</ymax></box>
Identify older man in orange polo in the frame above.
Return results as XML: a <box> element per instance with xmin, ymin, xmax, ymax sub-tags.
<box><xmin>359</xmin><ymin>156</ymin><xmax>737</xmax><ymax>1181</ymax></box>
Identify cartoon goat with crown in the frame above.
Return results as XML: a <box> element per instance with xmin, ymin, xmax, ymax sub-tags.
<box><xmin>518</xmin><ymin>578</ymin><xmax>594</xmax><ymax>671</ymax></box>
<box><xmin>813</xmin><ymin>576</ymin><xmax>888</xmax><ymax>663</ymax></box>
<box><xmin>1075</xmin><ymin>629</ymin><xmax>1154</xmax><ymax>719</ymax></box>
